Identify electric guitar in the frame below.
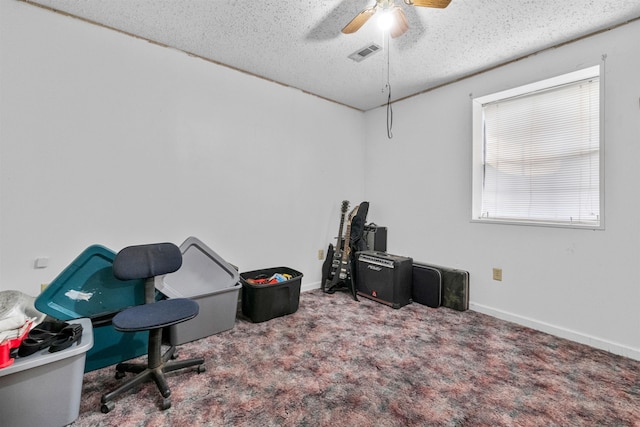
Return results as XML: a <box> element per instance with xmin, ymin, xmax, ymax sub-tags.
<box><xmin>326</xmin><ymin>204</ymin><xmax>360</xmax><ymax>299</ymax></box>
<box><xmin>321</xmin><ymin>200</ymin><xmax>349</xmax><ymax>292</ymax></box>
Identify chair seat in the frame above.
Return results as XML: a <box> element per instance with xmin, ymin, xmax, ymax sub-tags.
<box><xmin>113</xmin><ymin>298</ymin><xmax>199</xmax><ymax>332</ymax></box>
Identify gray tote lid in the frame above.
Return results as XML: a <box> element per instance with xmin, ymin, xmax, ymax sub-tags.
<box><xmin>155</xmin><ymin>236</ymin><xmax>239</xmax><ymax>299</ymax></box>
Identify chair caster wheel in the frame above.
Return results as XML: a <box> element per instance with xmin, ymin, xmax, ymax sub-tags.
<box><xmin>101</xmin><ymin>402</ymin><xmax>115</xmax><ymax>413</ymax></box>
<box><xmin>161</xmin><ymin>397</ymin><xmax>171</xmax><ymax>410</ymax></box>
<box><xmin>115</xmin><ymin>371</ymin><xmax>126</xmax><ymax>379</ymax></box>
<box><xmin>197</xmin><ymin>364</ymin><xmax>206</xmax><ymax>374</ymax></box>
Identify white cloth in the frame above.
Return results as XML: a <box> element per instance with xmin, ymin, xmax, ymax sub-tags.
<box><xmin>0</xmin><ymin>290</ymin><xmax>46</xmax><ymax>343</ymax></box>
<box><xmin>0</xmin><ymin>315</ymin><xmax>30</xmax><ymax>341</ymax></box>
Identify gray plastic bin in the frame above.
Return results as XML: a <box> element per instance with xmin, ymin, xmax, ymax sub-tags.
<box><xmin>0</xmin><ymin>318</ymin><xmax>93</xmax><ymax>427</ymax></box>
<box><xmin>155</xmin><ymin>236</ymin><xmax>240</xmax><ymax>345</ymax></box>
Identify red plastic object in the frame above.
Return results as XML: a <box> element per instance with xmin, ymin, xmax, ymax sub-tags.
<box><xmin>0</xmin><ymin>321</ymin><xmax>32</xmax><ymax>369</ymax></box>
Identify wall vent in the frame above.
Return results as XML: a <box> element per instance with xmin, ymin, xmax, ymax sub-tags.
<box><xmin>348</xmin><ymin>43</ymin><xmax>382</xmax><ymax>62</ymax></box>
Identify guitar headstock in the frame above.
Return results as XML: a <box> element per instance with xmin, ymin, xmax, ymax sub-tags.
<box><xmin>341</xmin><ymin>200</ymin><xmax>349</xmax><ymax>213</ymax></box>
<box><xmin>348</xmin><ymin>204</ymin><xmax>360</xmax><ymax>222</ymax></box>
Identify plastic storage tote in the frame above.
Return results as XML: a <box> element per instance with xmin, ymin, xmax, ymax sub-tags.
<box><xmin>154</xmin><ymin>236</ymin><xmax>240</xmax><ymax>345</ymax></box>
<box><xmin>0</xmin><ymin>318</ymin><xmax>93</xmax><ymax>427</ymax></box>
<box><xmin>35</xmin><ymin>245</ymin><xmax>152</xmax><ymax>371</ymax></box>
<box><xmin>240</xmin><ymin>266</ymin><xmax>303</xmax><ymax>323</ymax></box>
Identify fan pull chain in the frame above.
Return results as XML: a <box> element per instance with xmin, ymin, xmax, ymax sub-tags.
<box><xmin>385</xmin><ymin>31</ymin><xmax>393</xmax><ymax>139</ymax></box>
<box><xmin>386</xmin><ymin>84</ymin><xmax>393</xmax><ymax>139</ymax></box>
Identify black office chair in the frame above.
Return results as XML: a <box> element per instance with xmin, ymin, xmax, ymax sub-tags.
<box><xmin>100</xmin><ymin>243</ymin><xmax>205</xmax><ymax>413</ymax></box>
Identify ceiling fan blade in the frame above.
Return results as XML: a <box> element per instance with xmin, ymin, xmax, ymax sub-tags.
<box><xmin>342</xmin><ymin>7</ymin><xmax>377</xmax><ymax>34</ymax></box>
<box><xmin>390</xmin><ymin>7</ymin><xmax>409</xmax><ymax>39</ymax></box>
<box><xmin>409</xmin><ymin>0</ymin><xmax>452</xmax><ymax>8</ymax></box>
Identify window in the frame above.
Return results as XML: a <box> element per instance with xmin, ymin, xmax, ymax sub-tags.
<box><xmin>471</xmin><ymin>65</ymin><xmax>603</xmax><ymax>228</ymax></box>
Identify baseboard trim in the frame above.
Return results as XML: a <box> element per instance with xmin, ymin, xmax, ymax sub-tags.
<box><xmin>302</xmin><ymin>281</ymin><xmax>321</xmax><ymax>293</ymax></box>
<box><xmin>470</xmin><ymin>302</ymin><xmax>640</xmax><ymax>361</ymax></box>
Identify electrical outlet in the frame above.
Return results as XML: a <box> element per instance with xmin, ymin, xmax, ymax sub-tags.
<box><xmin>492</xmin><ymin>268</ymin><xmax>503</xmax><ymax>281</ymax></box>
<box><xmin>317</xmin><ymin>249</ymin><xmax>324</xmax><ymax>260</ymax></box>
<box><xmin>34</xmin><ymin>257</ymin><xmax>49</xmax><ymax>269</ymax></box>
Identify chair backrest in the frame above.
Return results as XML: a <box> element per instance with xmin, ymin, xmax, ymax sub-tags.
<box><xmin>113</xmin><ymin>243</ymin><xmax>182</xmax><ymax>281</ymax></box>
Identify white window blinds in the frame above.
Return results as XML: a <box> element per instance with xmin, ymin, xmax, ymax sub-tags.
<box><xmin>479</xmin><ymin>73</ymin><xmax>601</xmax><ymax>227</ymax></box>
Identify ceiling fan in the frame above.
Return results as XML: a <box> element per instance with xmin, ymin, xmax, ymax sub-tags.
<box><xmin>342</xmin><ymin>0</ymin><xmax>451</xmax><ymax>38</ymax></box>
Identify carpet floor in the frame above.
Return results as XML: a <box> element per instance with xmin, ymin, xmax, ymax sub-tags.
<box><xmin>71</xmin><ymin>289</ymin><xmax>640</xmax><ymax>426</ymax></box>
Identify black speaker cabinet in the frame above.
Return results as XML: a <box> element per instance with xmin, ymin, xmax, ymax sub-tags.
<box><xmin>363</xmin><ymin>225</ymin><xmax>387</xmax><ymax>252</ymax></box>
<box><xmin>356</xmin><ymin>251</ymin><xmax>412</xmax><ymax>309</ymax></box>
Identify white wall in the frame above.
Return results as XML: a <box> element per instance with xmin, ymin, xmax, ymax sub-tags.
<box><xmin>3</xmin><ymin>1</ymin><xmax>640</xmax><ymax>361</ymax></box>
<box><xmin>0</xmin><ymin>0</ymin><xmax>366</xmax><ymax>295</ymax></box>
<box><xmin>364</xmin><ymin>20</ymin><xmax>640</xmax><ymax>359</ymax></box>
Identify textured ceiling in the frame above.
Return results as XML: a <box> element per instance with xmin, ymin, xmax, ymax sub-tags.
<box><xmin>23</xmin><ymin>0</ymin><xmax>640</xmax><ymax>111</ymax></box>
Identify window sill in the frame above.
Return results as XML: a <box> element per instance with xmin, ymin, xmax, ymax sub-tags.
<box><xmin>470</xmin><ymin>218</ymin><xmax>603</xmax><ymax>230</ymax></box>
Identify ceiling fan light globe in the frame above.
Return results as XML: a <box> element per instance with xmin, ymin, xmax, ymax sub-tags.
<box><xmin>377</xmin><ymin>11</ymin><xmax>394</xmax><ymax>31</ymax></box>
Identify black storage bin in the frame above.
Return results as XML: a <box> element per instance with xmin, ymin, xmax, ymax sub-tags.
<box><xmin>240</xmin><ymin>267</ymin><xmax>303</xmax><ymax>323</ymax></box>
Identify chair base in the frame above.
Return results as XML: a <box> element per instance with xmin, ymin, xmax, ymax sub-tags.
<box><xmin>100</xmin><ymin>330</ymin><xmax>205</xmax><ymax>413</ymax></box>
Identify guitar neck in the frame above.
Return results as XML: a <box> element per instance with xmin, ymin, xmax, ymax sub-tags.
<box><xmin>340</xmin><ymin>206</ymin><xmax>359</xmax><ymax>265</ymax></box>
<box><xmin>341</xmin><ymin>223</ymin><xmax>352</xmax><ymax>263</ymax></box>
<box><xmin>336</xmin><ymin>213</ymin><xmax>346</xmax><ymax>251</ymax></box>
<box><xmin>334</xmin><ymin>201</ymin><xmax>349</xmax><ymax>255</ymax></box>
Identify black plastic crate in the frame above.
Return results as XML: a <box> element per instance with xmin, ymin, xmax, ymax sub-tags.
<box><xmin>240</xmin><ymin>267</ymin><xmax>303</xmax><ymax>323</ymax></box>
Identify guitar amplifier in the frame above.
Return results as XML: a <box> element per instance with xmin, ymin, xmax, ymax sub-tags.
<box><xmin>356</xmin><ymin>251</ymin><xmax>413</xmax><ymax>309</ymax></box>
<box><xmin>363</xmin><ymin>224</ymin><xmax>387</xmax><ymax>252</ymax></box>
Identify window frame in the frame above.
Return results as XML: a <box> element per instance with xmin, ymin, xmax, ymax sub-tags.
<box><xmin>471</xmin><ymin>64</ymin><xmax>605</xmax><ymax>230</ymax></box>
